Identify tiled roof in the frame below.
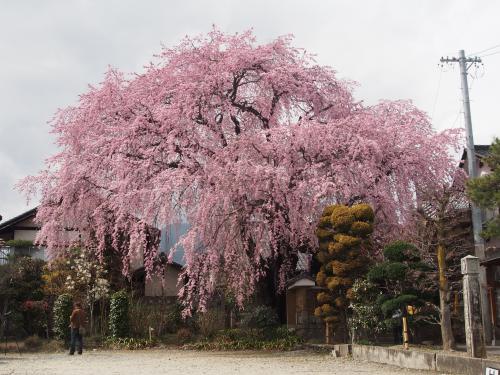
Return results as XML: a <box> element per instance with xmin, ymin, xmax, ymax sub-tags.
<box><xmin>459</xmin><ymin>145</ymin><xmax>491</xmax><ymax>168</ymax></box>
<box><xmin>0</xmin><ymin>207</ymin><xmax>37</xmax><ymax>233</ymax></box>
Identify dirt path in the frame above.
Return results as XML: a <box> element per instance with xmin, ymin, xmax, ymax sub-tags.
<box><xmin>0</xmin><ymin>349</ymin><xmax>437</xmax><ymax>375</ymax></box>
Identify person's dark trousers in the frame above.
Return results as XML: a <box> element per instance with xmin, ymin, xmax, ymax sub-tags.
<box><xmin>69</xmin><ymin>328</ymin><xmax>83</xmax><ymax>355</ymax></box>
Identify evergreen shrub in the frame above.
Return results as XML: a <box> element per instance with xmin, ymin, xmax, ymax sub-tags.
<box><xmin>109</xmin><ymin>290</ymin><xmax>129</xmax><ymax>338</ymax></box>
<box><xmin>53</xmin><ymin>293</ymin><xmax>72</xmax><ymax>341</ymax></box>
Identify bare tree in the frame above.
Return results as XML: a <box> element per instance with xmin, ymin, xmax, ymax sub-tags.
<box><xmin>413</xmin><ymin>178</ymin><xmax>473</xmax><ymax>350</ymax></box>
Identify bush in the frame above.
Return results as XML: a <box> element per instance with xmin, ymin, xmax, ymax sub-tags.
<box><xmin>197</xmin><ymin>309</ymin><xmax>223</xmax><ymax>338</ymax></box>
<box><xmin>129</xmin><ymin>299</ymin><xmax>181</xmax><ymax>337</ymax></box>
<box><xmin>185</xmin><ymin>326</ymin><xmax>302</xmax><ymax>351</ymax></box>
<box><xmin>176</xmin><ymin>328</ymin><xmax>192</xmax><ymax>344</ymax></box>
<box><xmin>109</xmin><ymin>290</ymin><xmax>129</xmax><ymax>338</ymax></box>
<box><xmin>53</xmin><ymin>294</ymin><xmax>73</xmax><ymax>341</ymax></box>
<box><xmin>104</xmin><ymin>337</ymin><xmax>156</xmax><ymax>350</ymax></box>
<box><xmin>5</xmin><ymin>239</ymin><xmax>34</xmax><ymax>247</ymax></box>
<box><xmin>348</xmin><ymin>279</ymin><xmax>386</xmax><ymax>341</ymax></box>
<box><xmin>42</xmin><ymin>339</ymin><xmax>65</xmax><ymax>352</ymax></box>
<box><xmin>23</xmin><ymin>335</ymin><xmax>43</xmax><ymax>350</ymax></box>
<box><xmin>21</xmin><ymin>300</ymin><xmax>49</xmax><ymax>337</ymax></box>
<box><xmin>240</xmin><ymin>305</ymin><xmax>279</xmax><ymax>329</ymax></box>
<box><xmin>383</xmin><ymin>241</ymin><xmax>418</xmax><ymax>262</ymax></box>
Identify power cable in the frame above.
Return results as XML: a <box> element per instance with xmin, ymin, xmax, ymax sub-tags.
<box><xmin>468</xmin><ymin>43</ymin><xmax>500</xmax><ymax>57</ymax></box>
<box><xmin>479</xmin><ymin>50</ymin><xmax>500</xmax><ymax>58</ymax></box>
<box><xmin>431</xmin><ymin>66</ymin><xmax>443</xmax><ymax>120</ymax></box>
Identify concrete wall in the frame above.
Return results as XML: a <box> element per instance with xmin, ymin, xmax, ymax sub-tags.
<box><xmin>435</xmin><ymin>353</ymin><xmax>482</xmax><ymax>375</ymax></box>
<box><xmin>350</xmin><ymin>344</ymin><xmax>500</xmax><ymax>374</ymax></box>
<box><xmin>352</xmin><ymin>345</ymin><xmax>435</xmax><ymax>371</ymax></box>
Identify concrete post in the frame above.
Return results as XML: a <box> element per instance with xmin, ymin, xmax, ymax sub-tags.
<box><xmin>462</xmin><ymin>255</ymin><xmax>486</xmax><ymax>358</ymax></box>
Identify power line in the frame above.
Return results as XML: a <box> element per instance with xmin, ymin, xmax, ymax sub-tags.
<box><xmin>467</xmin><ymin>43</ymin><xmax>500</xmax><ymax>57</ymax></box>
<box><xmin>480</xmin><ymin>50</ymin><xmax>500</xmax><ymax>58</ymax></box>
<box><xmin>431</xmin><ymin>66</ymin><xmax>443</xmax><ymax>119</ymax></box>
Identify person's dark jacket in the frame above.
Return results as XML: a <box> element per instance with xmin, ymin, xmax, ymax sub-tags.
<box><xmin>70</xmin><ymin>308</ymin><xmax>85</xmax><ymax>329</ymax></box>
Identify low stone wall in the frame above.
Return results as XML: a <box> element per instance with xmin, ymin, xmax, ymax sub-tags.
<box><xmin>352</xmin><ymin>345</ymin><xmax>435</xmax><ymax>371</ymax></box>
<box><xmin>435</xmin><ymin>353</ymin><xmax>482</xmax><ymax>375</ymax></box>
<box><xmin>349</xmin><ymin>344</ymin><xmax>500</xmax><ymax>374</ymax></box>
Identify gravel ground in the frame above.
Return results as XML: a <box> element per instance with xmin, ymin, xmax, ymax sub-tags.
<box><xmin>0</xmin><ymin>349</ymin><xmax>440</xmax><ymax>375</ymax></box>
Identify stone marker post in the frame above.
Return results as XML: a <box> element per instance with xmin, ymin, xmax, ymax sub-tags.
<box><xmin>461</xmin><ymin>255</ymin><xmax>486</xmax><ymax>358</ymax></box>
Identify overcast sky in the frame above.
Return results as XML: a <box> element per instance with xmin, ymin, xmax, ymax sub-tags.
<box><xmin>1</xmin><ymin>0</ymin><xmax>499</xmax><ymax>222</ymax></box>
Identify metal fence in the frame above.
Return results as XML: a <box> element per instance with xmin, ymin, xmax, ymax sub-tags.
<box><xmin>0</xmin><ymin>246</ymin><xmax>47</xmax><ymax>264</ymax></box>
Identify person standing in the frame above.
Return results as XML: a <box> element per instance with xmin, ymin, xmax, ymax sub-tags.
<box><xmin>69</xmin><ymin>302</ymin><xmax>85</xmax><ymax>355</ymax></box>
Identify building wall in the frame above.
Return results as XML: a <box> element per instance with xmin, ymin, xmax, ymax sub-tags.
<box><xmin>144</xmin><ymin>264</ymin><xmax>182</xmax><ymax>297</ymax></box>
<box><xmin>2</xmin><ymin>210</ymin><xmax>185</xmax><ymax>298</ymax></box>
<box><xmin>13</xmin><ymin>229</ymin><xmax>38</xmax><ymax>241</ymax></box>
<box><xmin>286</xmin><ymin>285</ymin><xmax>324</xmax><ymax>341</ymax></box>
<box><xmin>0</xmin><ymin>216</ymin><xmax>38</xmax><ymax>241</ymax></box>
<box><xmin>0</xmin><ymin>215</ymin><xmax>45</xmax><ymax>261</ymax></box>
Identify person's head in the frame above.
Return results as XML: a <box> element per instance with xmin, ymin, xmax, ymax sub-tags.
<box><xmin>74</xmin><ymin>302</ymin><xmax>82</xmax><ymax>310</ymax></box>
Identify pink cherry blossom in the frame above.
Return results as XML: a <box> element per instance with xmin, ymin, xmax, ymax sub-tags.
<box><xmin>19</xmin><ymin>28</ymin><xmax>462</xmax><ymax>314</ymax></box>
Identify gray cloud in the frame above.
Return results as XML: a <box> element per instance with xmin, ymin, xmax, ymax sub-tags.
<box><xmin>1</xmin><ymin>0</ymin><xmax>499</xmax><ymax>221</ymax></box>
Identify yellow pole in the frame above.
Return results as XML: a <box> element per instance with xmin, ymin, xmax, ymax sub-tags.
<box><xmin>402</xmin><ymin>316</ymin><xmax>409</xmax><ymax>350</ymax></box>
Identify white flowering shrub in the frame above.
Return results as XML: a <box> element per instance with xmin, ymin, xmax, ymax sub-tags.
<box><xmin>64</xmin><ymin>249</ymin><xmax>110</xmax><ymax>334</ymax></box>
<box><xmin>348</xmin><ymin>279</ymin><xmax>386</xmax><ymax>341</ymax></box>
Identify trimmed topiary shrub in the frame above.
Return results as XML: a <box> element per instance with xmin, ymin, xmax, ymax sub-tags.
<box><xmin>365</xmin><ymin>240</ymin><xmax>436</xmax><ymax>341</ymax></box>
<box><xmin>314</xmin><ymin>203</ymin><xmax>374</xmax><ymax>340</ymax></box>
<box><xmin>53</xmin><ymin>293</ymin><xmax>73</xmax><ymax>341</ymax></box>
<box><xmin>109</xmin><ymin>290</ymin><xmax>129</xmax><ymax>338</ymax></box>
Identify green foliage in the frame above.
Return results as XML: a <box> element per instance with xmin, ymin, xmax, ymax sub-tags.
<box><xmin>42</xmin><ymin>258</ymin><xmax>72</xmax><ymax>298</ymax></box>
<box><xmin>104</xmin><ymin>336</ymin><xmax>156</xmax><ymax>350</ymax></box>
<box><xmin>185</xmin><ymin>327</ymin><xmax>302</xmax><ymax>351</ymax></box>
<box><xmin>314</xmin><ymin>204</ymin><xmax>374</xmax><ymax>327</ymax></box>
<box><xmin>53</xmin><ymin>294</ymin><xmax>73</xmax><ymax>341</ymax></box>
<box><xmin>0</xmin><ymin>256</ymin><xmax>46</xmax><ymax>337</ymax></box>
<box><xmin>380</xmin><ymin>294</ymin><xmax>417</xmax><ymax>316</ymax></box>
<box><xmin>348</xmin><ymin>279</ymin><xmax>386</xmax><ymax>339</ymax></box>
<box><xmin>129</xmin><ymin>299</ymin><xmax>182</xmax><ymax>337</ymax></box>
<box><xmin>351</xmin><ymin>241</ymin><xmax>436</xmax><ymax>343</ymax></box>
<box><xmin>5</xmin><ymin>239</ymin><xmax>34</xmax><ymax>247</ymax></box>
<box><xmin>196</xmin><ymin>309</ymin><xmax>223</xmax><ymax>338</ymax></box>
<box><xmin>368</xmin><ymin>262</ymin><xmax>408</xmax><ymax>282</ymax></box>
<box><xmin>109</xmin><ymin>290</ymin><xmax>129</xmax><ymax>338</ymax></box>
<box><xmin>21</xmin><ymin>300</ymin><xmax>49</xmax><ymax>337</ymax></box>
<box><xmin>240</xmin><ymin>305</ymin><xmax>279</xmax><ymax>329</ymax></box>
<box><xmin>0</xmin><ymin>257</ymin><xmax>45</xmax><ymax>302</ymax></box>
<box><xmin>467</xmin><ymin>138</ymin><xmax>500</xmax><ymax>238</ymax></box>
<box><xmin>366</xmin><ymin>241</ymin><xmax>433</xmax><ymax>320</ymax></box>
<box><xmin>383</xmin><ymin>241</ymin><xmax>418</xmax><ymax>262</ymax></box>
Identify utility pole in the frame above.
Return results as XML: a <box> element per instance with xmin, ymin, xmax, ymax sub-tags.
<box><xmin>440</xmin><ymin>50</ymin><xmax>491</xmax><ymax>343</ymax></box>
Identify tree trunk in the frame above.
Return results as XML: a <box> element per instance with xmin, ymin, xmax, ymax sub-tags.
<box><xmin>437</xmin><ymin>243</ymin><xmax>456</xmax><ymax>350</ymax></box>
<box><xmin>89</xmin><ymin>301</ymin><xmax>94</xmax><ymax>336</ymax></box>
<box><xmin>0</xmin><ymin>300</ymin><xmax>8</xmax><ymax>338</ymax></box>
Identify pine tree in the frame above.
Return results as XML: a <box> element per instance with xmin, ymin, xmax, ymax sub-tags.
<box><xmin>467</xmin><ymin>138</ymin><xmax>500</xmax><ymax>239</ymax></box>
<box><xmin>367</xmin><ymin>241</ymin><xmax>434</xmax><ymax>346</ymax></box>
